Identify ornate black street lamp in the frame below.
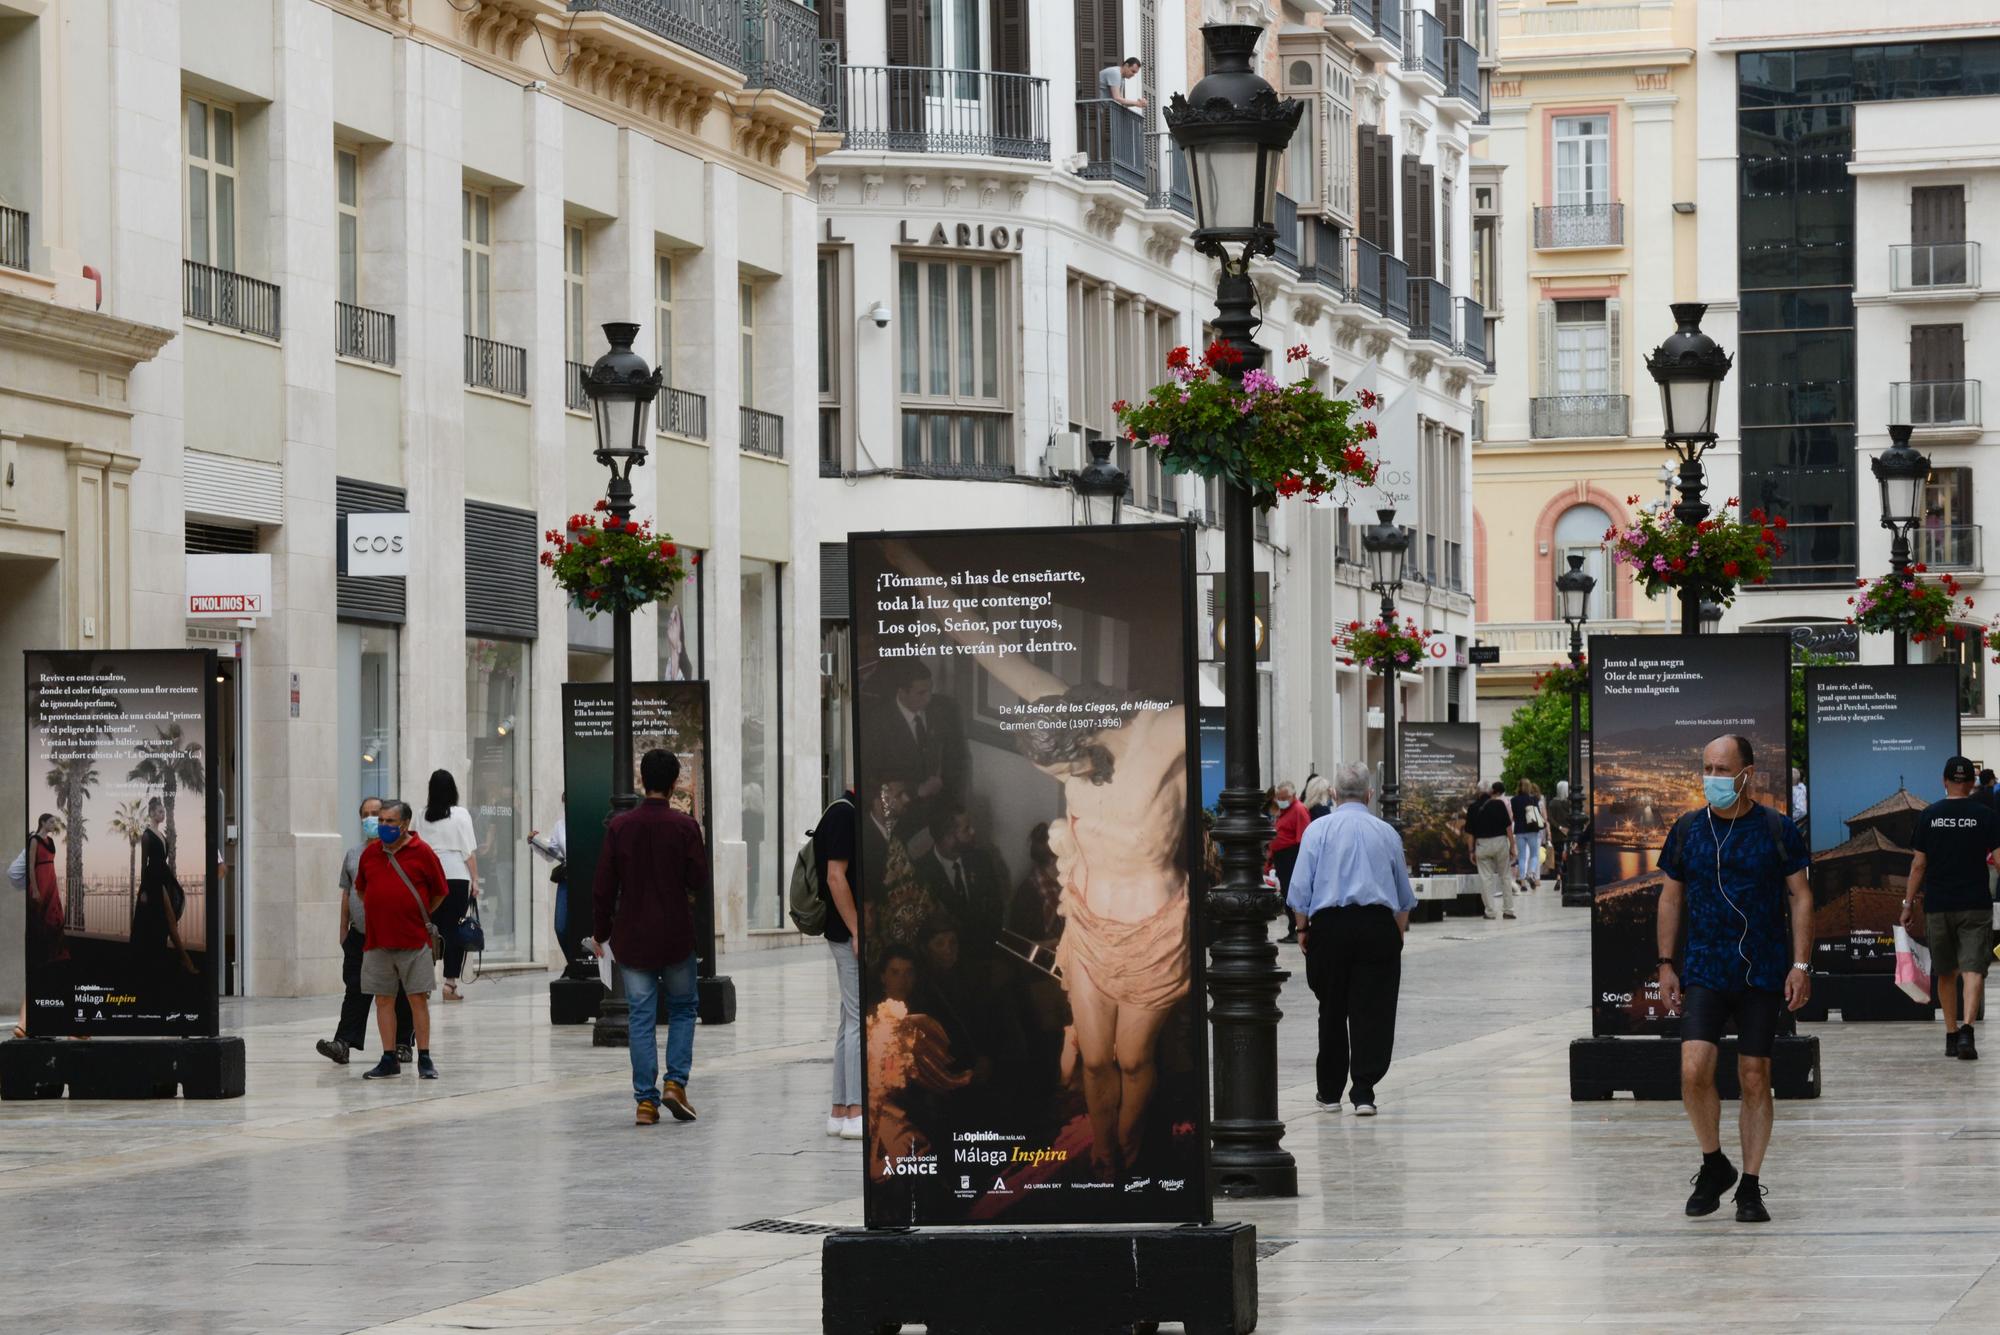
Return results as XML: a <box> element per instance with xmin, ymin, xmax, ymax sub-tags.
<box><xmin>1872</xmin><ymin>422</ymin><xmax>1931</xmax><ymax>666</ymax></box>
<box><xmin>582</xmin><ymin>321</ymin><xmax>661</xmax><ymax>1048</ymax></box>
<box><xmin>1361</xmin><ymin>509</ymin><xmax>1413</xmax><ymax>827</ymax></box>
<box><xmin>1071</xmin><ymin>436</ymin><xmax>1128</xmax><ymax>525</ymax></box>
<box><xmin>1555</xmin><ymin>553</ymin><xmax>1594</xmax><ymax>907</ymax></box>
<box><xmin>1166</xmin><ymin>21</ymin><xmax>1303</xmax><ymax>1200</ymax></box>
<box><xmin>1644</xmin><ymin>302</ymin><xmax>1734</xmax><ymax>633</ymax></box>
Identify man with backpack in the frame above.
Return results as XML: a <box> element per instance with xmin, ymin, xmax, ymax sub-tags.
<box><xmin>1465</xmin><ymin>782</ymin><xmax>1516</xmax><ymax>920</ymax></box>
<box><xmin>802</xmin><ymin>786</ymin><xmax>863</xmax><ymax>1140</ymax></box>
<box><xmin>1654</xmin><ymin>734</ymin><xmax>1812</xmax><ymax>1224</ymax></box>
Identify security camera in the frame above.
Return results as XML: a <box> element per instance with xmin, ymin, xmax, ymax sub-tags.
<box><xmin>867</xmin><ymin>301</ymin><xmax>891</xmax><ymax>329</ymax></box>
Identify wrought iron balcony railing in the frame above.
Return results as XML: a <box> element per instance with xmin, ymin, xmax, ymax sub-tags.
<box><xmin>1530</xmin><ymin>394</ymin><xmax>1628</xmax><ymax>439</ymax></box>
<box><xmin>1890</xmin><ymin>242</ymin><xmax>1980</xmax><ymax>291</ymax></box>
<box><xmin>335</xmin><ymin>301</ymin><xmax>395</xmax><ymax>366</ymax></box>
<box><xmin>741</xmin><ymin>0</ymin><xmax>824</xmax><ymax>104</ymax></box>
<box><xmin>660</xmin><ymin>386</ymin><xmax>708</xmax><ymax>440</ymax></box>
<box><xmin>566</xmin><ymin>0</ymin><xmax>740</xmax><ymax>69</ymax></box>
<box><xmin>1445</xmin><ymin>37</ymin><xmax>1480</xmax><ymax>106</ymax></box>
<box><xmin>0</xmin><ymin>205</ymin><xmax>26</xmax><ymax>271</ymax></box>
<box><xmin>1329</xmin><ymin>0</ymin><xmax>1376</xmax><ymax>32</ymax></box>
<box><xmin>741</xmin><ymin>405</ymin><xmax>785</xmax><ymax>458</ymax></box>
<box><xmin>1273</xmin><ymin>193</ymin><xmax>1301</xmax><ymax>272</ymax></box>
<box><xmin>465</xmin><ymin>334</ymin><xmax>527</xmax><ymax>397</ymax></box>
<box><xmin>1374</xmin><ymin>0</ymin><xmax>1403</xmax><ymax>52</ymax></box>
<box><xmin>1404</xmin><ymin>9</ymin><xmax>1446</xmax><ymax>84</ymax></box>
<box><xmin>184</xmin><ymin>260</ymin><xmax>282</xmax><ymax>341</ymax></box>
<box><xmin>1409</xmin><ymin>276</ymin><xmax>1451</xmax><ymax>347</ymax></box>
<box><xmin>565</xmin><ymin>360</ymin><xmax>590</xmax><ymax>411</ymax></box>
<box><xmin>1144</xmin><ymin>133</ymin><xmax>1194</xmax><ymax>216</ymax></box>
<box><xmin>834</xmin><ymin>66</ymin><xmax>1050</xmax><ymax>160</ymax></box>
<box><xmin>1893</xmin><ymin>379</ymin><xmax>1982</xmax><ymax>429</ymax></box>
<box><xmin>1353</xmin><ymin>235</ymin><xmax>1384</xmax><ymax>313</ymax></box>
<box><xmin>1076</xmin><ymin>99</ymin><xmax>1146</xmax><ymax>192</ymax></box>
<box><xmin>1303</xmin><ymin>217</ymin><xmax>1344</xmax><ymax>292</ymax></box>
<box><xmin>1455</xmin><ymin>295</ymin><xmax>1487</xmax><ymax>368</ymax></box>
<box><xmin>1913</xmin><ymin>523</ymin><xmax>1982</xmax><ymax>572</ymax></box>
<box><xmin>1382</xmin><ymin>253</ymin><xmax>1411</xmax><ymax>328</ymax></box>
<box><xmin>1533</xmin><ymin>203</ymin><xmax>1624</xmax><ymax>248</ymax></box>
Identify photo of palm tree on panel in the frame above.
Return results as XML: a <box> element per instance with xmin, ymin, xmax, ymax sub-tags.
<box><xmin>24</xmin><ymin>651</ymin><xmax>216</xmax><ymax>1036</ymax></box>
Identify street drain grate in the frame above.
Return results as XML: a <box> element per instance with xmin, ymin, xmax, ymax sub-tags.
<box><xmin>1256</xmin><ymin>1240</ymin><xmax>1297</xmax><ymax>1260</ymax></box>
<box><xmin>735</xmin><ymin>1219</ymin><xmax>844</xmax><ymax>1235</ymax></box>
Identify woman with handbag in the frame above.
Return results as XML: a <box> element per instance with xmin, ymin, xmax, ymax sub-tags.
<box><xmin>1511</xmin><ymin>779</ymin><xmax>1546</xmax><ymax>896</ymax></box>
<box><xmin>415</xmin><ymin>770</ymin><xmax>480</xmax><ymax>1000</ymax></box>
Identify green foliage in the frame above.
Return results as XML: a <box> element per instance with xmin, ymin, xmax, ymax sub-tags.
<box><xmin>1500</xmin><ymin>685</ymin><xmax>1586</xmax><ymax>801</ymax></box>
<box><xmin>543</xmin><ymin>504</ymin><xmax>691</xmax><ymax>618</ymax></box>
<box><xmin>1789</xmin><ymin>646</ymin><xmax>1847</xmax><ymax>768</ymax></box>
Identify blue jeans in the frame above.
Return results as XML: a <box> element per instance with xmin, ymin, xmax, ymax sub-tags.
<box><xmin>621</xmin><ymin>955</ymin><xmax>698</xmax><ymax>1104</ymax></box>
<box><xmin>1516</xmin><ymin>830</ymin><xmax>1543</xmax><ymax>883</ymax></box>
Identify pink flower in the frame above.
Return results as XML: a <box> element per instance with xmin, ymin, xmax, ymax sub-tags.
<box><xmin>1148</xmin><ymin>433</ymin><xmax>1169</xmax><ymax>447</ymax></box>
<box><xmin>1240</xmin><ymin>368</ymin><xmax>1280</xmax><ymax>396</ymax></box>
<box><xmin>1652</xmin><ymin>555</ymin><xmax>1669</xmax><ymax>573</ymax></box>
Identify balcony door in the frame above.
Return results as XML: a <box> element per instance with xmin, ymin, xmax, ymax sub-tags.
<box><xmin>1911</xmin><ymin>185</ymin><xmax>1967</xmax><ymax>286</ymax></box>
<box><xmin>1552</xmin><ymin>114</ymin><xmax>1610</xmax><ymax>211</ymax></box>
<box><xmin>1552</xmin><ymin>300</ymin><xmax>1610</xmax><ymax>396</ymax></box>
<box><xmin>1911</xmin><ymin>323</ymin><xmax>1965</xmax><ymax>425</ymax></box>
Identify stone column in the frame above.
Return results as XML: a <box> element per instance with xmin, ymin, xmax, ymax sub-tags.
<box><xmin>777</xmin><ymin>188</ymin><xmax>822</xmax><ymax>866</ymax></box>
<box><xmin>1627</xmin><ymin>95</ymin><xmax>1678</xmax><ymax>442</ymax></box>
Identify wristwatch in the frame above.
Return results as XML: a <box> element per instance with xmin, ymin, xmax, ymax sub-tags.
<box><xmin>1791</xmin><ymin>962</ymin><xmax>1810</xmax><ymax>972</ymax></box>
<box><xmin>1656</xmin><ymin>956</ymin><xmax>1675</xmax><ymax>968</ymax></box>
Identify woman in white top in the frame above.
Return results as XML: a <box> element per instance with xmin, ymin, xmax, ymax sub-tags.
<box><xmin>417</xmin><ymin>769</ymin><xmax>480</xmax><ymax>1000</ymax></box>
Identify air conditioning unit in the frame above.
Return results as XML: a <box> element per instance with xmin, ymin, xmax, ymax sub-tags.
<box><xmin>1045</xmin><ymin>431</ymin><xmax>1084</xmax><ymax>476</ymax></box>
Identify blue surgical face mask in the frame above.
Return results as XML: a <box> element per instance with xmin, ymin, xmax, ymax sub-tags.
<box><xmin>377</xmin><ymin>824</ymin><xmax>402</xmax><ymax>847</ymax></box>
<box><xmin>362</xmin><ymin>815</ymin><xmax>380</xmax><ymax>841</ymax></box>
<box><xmin>1702</xmin><ymin>773</ymin><xmax>1743</xmax><ymax>810</ymax></box>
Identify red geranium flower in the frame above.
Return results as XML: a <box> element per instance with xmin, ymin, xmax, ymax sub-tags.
<box><xmin>593</xmin><ymin>499</ymin><xmax>609</xmax><ymax>512</ymax></box>
<box><xmin>1165</xmin><ymin>346</ymin><xmax>1191</xmax><ymax>369</ymax></box>
<box><xmin>1723</xmin><ymin>561</ymin><xmax>1741</xmax><ymax>577</ymax></box>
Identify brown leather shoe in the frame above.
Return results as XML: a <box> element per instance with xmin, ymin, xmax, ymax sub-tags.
<box><xmin>660</xmin><ymin>1081</ymin><xmax>697</xmax><ymax>1122</ymax></box>
<box><xmin>635</xmin><ymin>1099</ymin><xmax>660</xmax><ymax>1126</ymax></box>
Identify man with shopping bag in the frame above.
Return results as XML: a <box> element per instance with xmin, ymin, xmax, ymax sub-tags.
<box><xmin>1655</xmin><ymin>735</ymin><xmax>1812</xmax><ymax>1225</ymax></box>
<box><xmin>1899</xmin><ymin>755</ymin><xmax>2000</xmax><ymax>1061</ymax></box>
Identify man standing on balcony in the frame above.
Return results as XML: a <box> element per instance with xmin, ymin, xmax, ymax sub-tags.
<box><xmin>1098</xmin><ymin>56</ymin><xmax>1146</xmax><ymax>109</ymax></box>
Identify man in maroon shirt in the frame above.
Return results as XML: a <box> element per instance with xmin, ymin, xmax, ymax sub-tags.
<box><xmin>355</xmin><ymin>800</ymin><xmax>449</xmax><ymax>1080</ymax></box>
<box><xmin>595</xmin><ymin>749</ymin><xmax>709</xmax><ymax>1125</ymax></box>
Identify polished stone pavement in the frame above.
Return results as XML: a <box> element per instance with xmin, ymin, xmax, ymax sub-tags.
<box><xmin>5</xmin><ymin>891</ymin><xmax>1999</xmax><ymax>1333</ymax></box>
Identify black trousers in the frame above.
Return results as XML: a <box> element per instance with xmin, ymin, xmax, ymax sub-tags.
<box><xmin>1304</xmin><ymin>904</ymin><xmax>1404</xmax><ymax>1104</ymax></box>
<box><xmin>337</xmin><ymin>929</ymin><xmax>413</xmax><ymax>1050</ymax></box>
<box><xmin>434</xmin><ymin>880</ymin><xmax>471</xmax><ymax>981</ymax></box>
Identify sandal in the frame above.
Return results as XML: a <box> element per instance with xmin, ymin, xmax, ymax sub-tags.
<box><xmin>443</xmin><ymin>983</ymin><xmax>463</xmax><ymax>1002</ymax></box>
<box><xmin>10</xmin><ymin>1024</ymin><xmax>26</xmax><ymax>1040</ymax></box>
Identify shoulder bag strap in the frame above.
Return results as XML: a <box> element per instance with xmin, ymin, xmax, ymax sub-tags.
<box><xmin>383</xmin><ymin>850</ymin><xmax>432</xmax><ymax>922</ymax></box>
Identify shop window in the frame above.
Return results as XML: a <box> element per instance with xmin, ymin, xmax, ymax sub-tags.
<box><xmin>741</xmin><ymin>559</ymin><xmax>783</xmax><ymax>928</ymax></box>
<box><xmin>658</xmin><ymin>546</ymin><xmax>705</xmax><ymax>681</ymax></box>
<box><xmin>466</xmin><ymin>637</ymin><xmax>532</xmax><ymax>959</ymax></box>
<box><xmin>337</xmin><ymin>624</ymin><xmax>398</xmax><ymax>839</ymax></box>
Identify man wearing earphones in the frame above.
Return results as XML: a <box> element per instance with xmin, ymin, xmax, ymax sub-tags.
<box><xmin>1655</xmin><ymin>734</ymin><xmax>1812</xmax><ymax>1224</ymax></box>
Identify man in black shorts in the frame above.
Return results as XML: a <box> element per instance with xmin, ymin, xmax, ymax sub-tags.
<box><xmin>1655</xmin><ymin>734</ymin><xmax>1812</xmax><ymax>1223</ymax></box>
<box><xmin>1900</xmin><ymin>755</ymin><xmax>2000</xmax><ymax>1060</ymax></box>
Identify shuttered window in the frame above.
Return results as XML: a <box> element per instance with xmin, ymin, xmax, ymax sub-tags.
<box><xmin>990</xmin><ymin>0</ymin><xmax>1028</xmax><ymax>74</ymax></box>
<box><xmin>1418</xmin><ymin>164</ymin><xmax>1436</xmax><ymax>278</ymax></box>
<box><xmin>886</xmin><ymin>0</ymin><xmax>925</xmax><ymax>65</ymax></box>
<box><xmin>1075</xmin><ymin>0</ymin><xmax>1123</xmax><ymax>97</ymax></box>
<box><xmin>1401</xmin><ymin>156</ymin><xmax>1421</xmax><ymax>265</ymax></box>
<box><xmin>464</xmin><ymin>500</ymin><xmax>538</xmax><ymax>640</ymax></box>
<box><xmin>1911</xmin><ymin>186</ymin><xmax>1965</xmax><ymax>244</ymax></box>
<box><xmin>337</xmin><ymin>477</ymin><xmax>407</xmax><ymax>625</ymax></box>
<box><xmin>1912</xmin><ymin>324</ymin><xmax>1964</xmax><ymax>383</ymax></box>
<box><xmin>820</xmin><ymin>0</ymin><xmax>846</xmax><ymax>49</ymax></box>
<box><xmin>821</xmin><ymin>541</ymin><xmax>850</xmax><ymax>621</ymax></box>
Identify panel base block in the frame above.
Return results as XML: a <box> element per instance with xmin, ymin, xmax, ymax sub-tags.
<box><xmin>1569</xmin><ymin>1035</ymin><xmax>1820</xmax><ymax>1102</ymax></box>
<box><xmin>821</xmin><ymin>1222</ymin><xmax>1258</xmax><ymax>1335</ymax></box>
<box><xmin>550</xmin><ymin>976</ymin><xmax>605</xmax><ymax>1025</ymax></box>
<box><xmin>1</xmin><ymin>1036</ymin><xmax>245</xmax><ymax>1100</ymax></box>
<box><xmin>698</xmin><ymin>975</ymin><xmax>736</xmax><ymax>1025</ymax></box>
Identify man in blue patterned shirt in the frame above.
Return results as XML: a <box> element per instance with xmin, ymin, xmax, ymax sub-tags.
<box><xmin>1655</xmin><ymin>734</ymin><xmax>1812</xmax><ymax>1225</ymax></box>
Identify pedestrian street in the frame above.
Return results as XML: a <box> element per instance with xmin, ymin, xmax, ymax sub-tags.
<box><xmin>5</xmin><ymin>893</ymin><xmax>1999</xmax><ymax>1333</ymax></box>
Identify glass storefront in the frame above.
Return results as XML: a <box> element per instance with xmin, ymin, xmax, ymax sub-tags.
<box><xmin>337</xmin><ymin>623</ymin><xmax>398</xmax><ymax>835</ymax></box>
<box><xmin>741</xmin><ymin>559</ymin><xmax>783</xmax><ymax>928</ymax></box>
<box><xmin>658</xmin><ymin>548</ymin><xmax>704</xmax><ymax>681</ymax></box>
<box><xmin>466</xmin><ymin>637</ymin><xmax>532</xmax><ymax>960</ymax></box>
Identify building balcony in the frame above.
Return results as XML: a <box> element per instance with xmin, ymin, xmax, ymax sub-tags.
<box><xmin>660</xmin><ymin>385</ymin><xmax>708</xmax><ymax>441</ymax></box>
<box><xmin>1359</xmin><ymin>0</ymin><xmax>1402</xmax><ymax>62</ymax></box>
<box><xmin>1144</xmin><ymin>134</ymin><xmax>1193</xmax><ymax>217</ymax></box>
<box><xmin>0</xmin><ymin>205</ymin><xmax>26</xmax><ymax>271</ymax></box>
<box><xmin>335</xmin><ymin>301</ymin><xmax>395</xmax><ymax>367</ymax></box>
<box><xmin>1440</xmin><ymin>38</ymin><xmax>1481</xmax><ymax>120</ymax></box>
<box><xmin>1402</xmin><ymin>10</ymin><xmax>1447</xmax><ymax>94</ymax></box>
<box><xmin>1530</xmin><ymin>394</ymin><xmax>1628</xmax><ymax>439</ymax></box>
<box><xmin>1914</xmin><ymin>523</ymin><xmax>1982</xmax><ymax>574</ymax></box>
<box><xmin>1075</xmin><ymin>99</ymin><xmax>1146</xmax><ymax>192</ymax></box>
<box><xmin>565</xmin><ymin>360</ymin><xmax>590</xmax><ymax>412</ymax></box>
<box><xmin>830</xmin><ymin>67</ymin><xmax>1050</xmax><ymax>162</ymax></box>
<box><xmin>741</xmin><ymin>405</ymin><xmax>785</xmax><ymax>459</ymax></box>
<box><xmin>1382</xmin><ymin>253</ymin><xmax>1411</xmax><ymax>330</ymax></box>
<box><xmin>1480</xmin><ymin>617</ymin><xmax>1649</xmax><ymax>660</ymax></box>
<box><xmin>566</xmin><ymin>0</ymin><xmax>741</xmax><ymax>70</ymax></box>
<box><xmin>1890</xmin><ymin>242</ymin><xmax>1981</xmax><ymax>293</ymax></box>
<box><xmin>1455</xmin><ymin>295</ymin><xmax>1489</xmax><ymax>370</ymax></box>
<box><xmin>1352</xmin><ymin>235</ymin><xmax>1384</xmax><ymax>314</ymax></box>
<box><xmin>1303</xmin><ymin>217</ymin><xmax>1344</xmax><ymax>293</ymax></box>
<box><xmin>1892</xmin><ymin>379</ymin><xmax>1982</xmax><ymax>435</ymax></box>
<box><xmin>1324</xmin><ymin>0</ymin><xmax>1375</xmax><ymax>44</ymax></box>
<box><xmin>464</xmin><ymin>334</ymin><xmax>526</xmax><ymax>398</ymax></box>
<box><xmin>1273</xmin><ymin>193</ymin><xmax>1301</xmax><ymax>272</ymax></box>
<box><xmin>184</xmin><ymin>260</ymin><xmax>281</xmax><ymax>341</ymax></box>
<box><xmin>1533</xmin><ymin>203</ymin><xmax>1624</xmax><ymax>250</ymax></box>
<box><xmin>1408</xmin><ymin>276</ymin><xmax>1451</xmax><ymax>348</ymax></box>
<box><xmin>740</xmin><ymin>0</ymin><xmax>822</xmax><ymax>104</ymax></box>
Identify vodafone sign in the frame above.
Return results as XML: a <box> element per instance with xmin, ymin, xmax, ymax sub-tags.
<box><xmin>186</xmin><ymin>553</ymin><xmax>272</xmax><ymax>620</ymax></box>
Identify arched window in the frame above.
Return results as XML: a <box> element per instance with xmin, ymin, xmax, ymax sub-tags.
<box><xmin>1553</xmin><ymin>504</ymin><xmax>1612</xmax><ymax>620</ymax></box>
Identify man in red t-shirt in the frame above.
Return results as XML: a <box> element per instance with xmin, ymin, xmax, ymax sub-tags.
<box><xmin>354</xmin><ymin>799</ymin><xmax>449</xmax><ymax>1080</ymax></box>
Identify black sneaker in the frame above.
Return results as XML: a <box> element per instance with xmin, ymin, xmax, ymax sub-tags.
<box><xmin>1959</xmin><ymin>1026</ymin><xmax>1979</xmax><ymax>1061</ymax></box>
<box><xmin>1685</xmin><ymin>1156</ymin><xmax>1738</xmax><ymax>1217</ymax></box>
<box><xmin>315</xmin><ymin>1039</ymin><xmax>350</xmax><ymax>1066</ymax></box>
<box><xmin>362</xmin><ymin>1054</ymin><xmax>401</xmax><ymax>1079</ymax></box>
<box><xmin>417</xmin><ymin>1053</ymin><xmax>439</xmax><ymax>1080</ymax></box>
<box><xmin>1947</xmin><ymin>1030</ymin><xmax>1962</xmax><ymax>1058</ymax></box>
<box><xmin>396</xmin><ymin>1044</ymin><xmax>414</xmax><ymax>1063</ymax></box>
<box><xmin>1735</xmin><ymin>1182</ymin><xmax>1771</xmax><ymax>1223</ymax></box>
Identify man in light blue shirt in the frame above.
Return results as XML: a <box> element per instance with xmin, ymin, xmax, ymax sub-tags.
<box><xmin>1286</xmin><ymin>763</ymin><xmax>1416</xmax><ymax>1116</ymax></box>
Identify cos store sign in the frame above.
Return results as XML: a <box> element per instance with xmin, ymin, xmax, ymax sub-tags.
<box><xmin>346</xmin><ymin>512</ymin><xmax>410</xmax><ymax>577</ymax></box>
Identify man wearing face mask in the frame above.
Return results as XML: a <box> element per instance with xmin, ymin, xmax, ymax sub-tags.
<box><xmin>354</xmin><ymin>799</ymin><xmax>450</xmax><ymax>1080</ymax></box>
<box><xmin>317</xmin><ymin>797</ymin><xmax>415</xmax><ymax>1067</ymax></box>
<box><xmin>1655</xmin><ymin>734</ymin><xmax>1812</xmax><ymax>1224</ymax></box>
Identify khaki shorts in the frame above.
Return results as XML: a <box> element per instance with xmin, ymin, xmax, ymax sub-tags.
<box><xmin>1927</xmin><ymin>908</ymin><xmax>1994</xmax><ymax>979</ymax></box>
<box><xmin>361</xmin><ymin>946</ymin><xmax>436</xmax><ymax>996</ymax></box>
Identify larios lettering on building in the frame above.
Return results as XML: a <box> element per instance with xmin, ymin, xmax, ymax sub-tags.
<box><xmin>820</xmin><ymin>217</ymin><xmax>1028</xmax><ymax>251</ymax></box>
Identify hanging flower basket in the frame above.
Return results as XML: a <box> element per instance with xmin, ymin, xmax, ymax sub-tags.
<box><xmin>543</xmin><ymin>500</ymin><xmax>691</xmax><ymax>618</ymax></box>
<box><xmin>1605</xmin><ymin>497</ymin><xmax>1786</xmax><ymax>605</ymax></box>
<box><xmin>1848</xmin><ymin>565</ymin><xmax>1971</xmax><ymax>644</ymax></box>
<box><xmin>1114</xmin><ymin>342</ymin><xmax>1379</xmax><ymax>509</ymax></box>
<box><xmin>1337</xmin><ymin>616</ymin><xmax>1434</xmax><ymax>672</ymax></box>
<box><xmin>1533</xmin><ymin>659</ymin><xmax>1588</xmax><ymax>697</ymax></box>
